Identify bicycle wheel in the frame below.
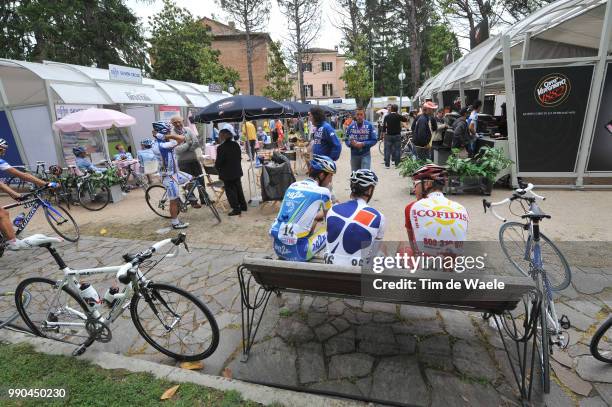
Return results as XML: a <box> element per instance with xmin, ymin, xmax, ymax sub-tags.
<box><xmin>378</xmin><ymin>140</ymin><xmax>384</xmax><ymax>155</ymax></box>
<box><xmin>0</xmin><ymin>232</ymin><xmax>5</xmax><ymax>258</ymax></box>
<box><xmin>130</xmin><ymin>283</ymin><xmax>219</xmax><ymax>361</ymax></box>
<box><xmin>78</xmin><ymin>180</ymin><xmax>110</xmax><ymax>211</ymax></box>
<box><xmin>590</xmin><ymin>317</ymin><xmax>612</xmax><ymax>363</ymax></box>
<box><xmin>0</xmin><ymin>290</ymin><xmax>30</xmax><ymax>329</ymax></box>
<box><xmin>199</xmin><ymin>186</ymin><xmax>221</xmax><ymax>224</ymax></box>
<box><xmin>145</xmin><ymin>185</ymin><xmax>172</xmax><ymax>219</ymax></box>
<box><xmin>499</xmin><ymin>222</ymin><xmax>571</xmax><ymax>291</ymax></box>
<box><xmin>15</xmin><ymin>277</ymin><xmax>92</xmax><ymax>346</ymax></box>
<box><xmin>44</xmin><ymin>204</ymin><xmax>80</xmax><ymax>242</ymax></box>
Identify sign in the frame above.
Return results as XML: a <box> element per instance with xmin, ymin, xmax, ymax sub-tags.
<box><xmin>587</xmin><ymin>63</ymin><xmax>612</xmax><ymax>171</ymax></box>
<box><xmin>108</xmin><ymin>64</ymin><xmax>142</xmax><ymax>84</ymax></box>
<box><xmin>514</xmin><ymin>65</ymin><xmax>594</xmax><ymax>172</ymax></box>
<box><xmin>159</xmin><ymin>105</ymin><xmax>181</xmax><ymax>121</ymax></box>
<box><xmin>208</xmin><ymin>83</ymin><xmax>223</xmax><ymax>93</ymax></box>
<box><xmin>55</xmin><ymin>104</ymin><xmax>91</xmax><ymax>119</ymax></box>
<box><xmin>124</xmin><ymin>91</ymin><xmax>152</xmax><ymax>102</ymax></box>
<box><xmin>332</xmin><ymin>98</ymin><xmax>343</xmax><ymax>104</ymax></box>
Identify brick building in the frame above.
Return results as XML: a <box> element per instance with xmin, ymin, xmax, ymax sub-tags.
<box><xmin>201</xmin><ymin>17</ymin><xmax>272</xmax><ymax>95</ymax></box>
<box><xmin>294</xmin><ymin>48</ymin><xmax>347</xmax><ymax>100</ymax></box>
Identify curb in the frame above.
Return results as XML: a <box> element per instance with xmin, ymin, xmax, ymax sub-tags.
<box><xmin>0</xmin><ymin>330</ymin><xmax>366</xmax><ymax>407</ymax></box>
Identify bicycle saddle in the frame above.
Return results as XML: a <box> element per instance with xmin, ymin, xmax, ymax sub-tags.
<box><xmin>522</xmin><ymin>205</ymin><xmax>551</xmax><ymax>220</ymax></box>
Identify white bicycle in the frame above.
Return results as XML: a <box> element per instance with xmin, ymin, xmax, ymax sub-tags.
<box><xmin>14</xmin><ymin>233</ymin><xmax>219</xmax><ymax>361</ymax></box>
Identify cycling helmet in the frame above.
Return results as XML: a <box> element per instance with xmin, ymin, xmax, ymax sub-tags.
<box><xmin>72</xmin><ymin>146</ymin><xmax>86</xmax><ymax>156</ymax></box>
<box><xmin>412</xmin><ymin>163</ymin><xmax>448</xmax><ymax>182</ymax></box>
<box><xmin>350</xmin><ymin>169</ymin><xmax>378</xmax><ymax>188</ymax></box>
<box><xmin>152</xmin><ymin>121</ymin><xmax>171</xmax><ymax>135</ymax></box>
<box><xmin>0</xmin><ymin>138</ymin><xmax>7</xmax><ymax>149</ymax></box>
<box><xmin>309</xmin><ymin>154</ymin><xmax>337</xmax><ymax>174</ymax></box>
<box><xmin>140</xmin><ymin>138</ymin><xmax>154</xmax><ymax>147</ymax></box>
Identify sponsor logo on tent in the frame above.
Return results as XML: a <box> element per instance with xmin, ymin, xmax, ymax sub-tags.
<box><xmin>534</xmin><ymin>73</ymin><xmax>571</xmax><ymax>107</ymax></box>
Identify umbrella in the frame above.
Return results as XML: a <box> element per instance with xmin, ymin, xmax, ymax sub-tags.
<box><xmin>320</xmin><ymin>105</ymin><xmax>338</xmax><ymax>116</ymax></box>
<box><xmin>278</xmin><ymin>101</ymin><xmax>312</xmax><ymax>118</ymax></box>
<box><xmin>194</xmin><ymin>95</ymin><xmax>290</xmax><ymax>123</ymax></box>
<box><xmin>53</xmin><ymin>108</ymin><xmax>136</xmax><ymax>132</ymax></box>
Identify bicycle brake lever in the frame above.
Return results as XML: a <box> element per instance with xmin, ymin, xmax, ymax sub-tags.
<box><xmin>183</xmin><ymin>241</ymin><xmax>190</xmax><ymax>253</ymax></box>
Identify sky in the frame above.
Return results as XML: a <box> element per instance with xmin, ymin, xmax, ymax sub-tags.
<box><xmin>126</xmin><ymin>0</ymin><xmax>344</xmax><ymax>49</ymax></box>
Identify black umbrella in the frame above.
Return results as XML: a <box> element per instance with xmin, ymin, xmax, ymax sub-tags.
<box><xmin>320</xmin><ymin>105</ymin><xmax>338</xmax><ymax>116</ymax></box>
<box><xmin>194</xmin><ymin>95</ymin><xmax>291</xmax><ymax>123</ymax></box>
<box><xmin>280</xmin><ymin>101</ymin><xmax>313</xmax><ymax>118</ymax></box>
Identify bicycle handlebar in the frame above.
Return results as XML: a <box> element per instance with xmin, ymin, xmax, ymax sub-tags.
<box><xmin>483</xmin><ymin>183</ymin><xmax>545</xmax><ymax>223</ymax></box>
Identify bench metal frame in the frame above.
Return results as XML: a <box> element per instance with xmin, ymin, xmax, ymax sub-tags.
<box><xmin>237</xmin><ymin>259</ymin><xmax>545</xmax><ymax>404</ymax></box>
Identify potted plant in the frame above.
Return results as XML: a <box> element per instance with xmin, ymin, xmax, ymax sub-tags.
<box><xmin>446</xmin><ymin>147</ymin><xmax>513</xmax><ymax>195</ymax></box>
<box><xmin>101</xmin><ymin>167</ymin><xmax>125</xmax><ymax>203</ymax></box>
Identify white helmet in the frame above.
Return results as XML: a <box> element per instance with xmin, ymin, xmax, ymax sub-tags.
<box><xmin>350</xmin><ymin>169</ymin><xmax>378</xmax><ymax>188</ymax></box>
<box><xmin>0</xmin><ymin>138</ymin><xmax>7</xmax><ymax>149</ymax></box>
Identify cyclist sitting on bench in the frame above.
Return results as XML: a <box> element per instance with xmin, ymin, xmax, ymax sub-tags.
<box><xmin>0</xmin><ymin>138</ymin><xmax>59</xmax><ymax>250</ymax></box>
<box><xmin>270</xmin><ymin>155</ymin><xmax>336</xmax><ymax>261</ymax></box>
<box><xmin>73</xmin><ymin>146</ymin><xmax>107</xmax><ymax>174</ymax></box>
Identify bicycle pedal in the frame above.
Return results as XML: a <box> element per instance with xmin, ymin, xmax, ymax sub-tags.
<box><xmin>559</xmin><ymin>315</ymin><xmax>571</xmax><ymax>330</ymax></box>
<box><xmin>72</xmin><ymin>344</ymin><xmax>87</xmax><ymax>356</ymax></box>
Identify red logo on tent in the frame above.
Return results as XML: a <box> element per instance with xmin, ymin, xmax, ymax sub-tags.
<box><xmin>535</xmin><ymin>73</ymin><xmax>571</xmax><ymax>107</ymax></box>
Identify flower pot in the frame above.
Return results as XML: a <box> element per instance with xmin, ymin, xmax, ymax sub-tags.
<box><xmin>446</xmin><ymin>176</ymin><xmax>493</xmax><ymax>195</ymax></box>
<box><xmin>109</xmin><ymin>184</ymin><xmax>124</xmax><ymax>203</ymax></box>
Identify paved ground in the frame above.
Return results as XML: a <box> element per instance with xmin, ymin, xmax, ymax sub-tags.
<box><xmin>1</xmin><ymin>236</ymin><xmax>610</xmax><ymax>406</ymax></box>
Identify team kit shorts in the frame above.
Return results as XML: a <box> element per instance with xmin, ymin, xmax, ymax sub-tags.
<box><xmin>162</xmin><ymin>171</ymin><xmax>192</xmax><ymax>200</ymax></box>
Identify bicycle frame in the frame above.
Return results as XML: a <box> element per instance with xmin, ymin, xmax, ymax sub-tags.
<box><xmin>3</xmin><ymin>196</ymin><xmax>66</xmax><ymax>237</ymax></box>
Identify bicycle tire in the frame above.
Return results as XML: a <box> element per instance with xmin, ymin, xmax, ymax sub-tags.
<box><xmin>78</xmin><ymin>180</ymin><xmax>110</xmax><ymax>211</ymax></box>
<box><xmin>537</xmin><ymin>274</ymin><xmax>551</xmax><ymax>394</ymax></box>
<box><xmin>590</xmin><ymin>317</ymin><xmax>612</xmax><ymax>363</ymax></box>
<box><xmin>130</xmin><ymin>283</ymin><xmax>219</xmax><ymax>361</ymax></box>
<box><xmin>499</xmin><ymin>222</ymin><xmax>571</xmax><ymax>291</ymax></box>
<box><xmin>44</xmin><ymin>204</ymin><xmax>80</xmax><ymax>242</ymax></box>
<box><xmin>145</xmin><ymin>184</ymin><xmax>172</xmax><ymax>219</ymax></box>
<box><xmin>200</xmin><ymin>186</ymin><xmax>221</xmax><ymax>224</ymax></box>
<box><xmin>0</xmin><ymin>232</ymin><xmax>5</xmax><ymax>258</ymax></box>
<box><xmin>15</xmin><ymin>277</ymin><xmax>92</xmax><ymax>346</ymax></box>
<box><xmin>378</xmin><ymin>140</ymin><xmax>384</xmax><ymax>155</ymax></box>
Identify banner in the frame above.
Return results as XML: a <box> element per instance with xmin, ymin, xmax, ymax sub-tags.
<box><xmin>514</xmin><ymin>65</ymin><xmax>594</xmax><ymax>172</ymax></box>
<box><xmin>159</xmin><ymin>105</ymin><xmax>181</xmax><ymax>121</ymax></box>
<box><xmin>587</xmin><ymin>62</ymin><xmax>612</xmax><ymax>171</ymax></box>
<box><xmin>108</xmin><ymin>64</ymin><xmax>142</xmax><ymax>84</ymax></box>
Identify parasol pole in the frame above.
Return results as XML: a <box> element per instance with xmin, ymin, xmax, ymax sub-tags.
<box><xmin>100</xmin><ymin>129</ymin><xmax>111</xmax><ymax>162</ymax></box>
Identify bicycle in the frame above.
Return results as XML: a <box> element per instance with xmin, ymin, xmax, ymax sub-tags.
<box><xmin>0</xmin><ymin>185</ymin><xmax>79</xmax><ymax>257</ymax></box>
<box><xmin>378</xmin><ymin>130</ymin><xmax>415</xmax><ymax>158</ymax></box>
<box><xmin>145</xmin><ymin>174</ymin><xmax>221</xmax><ymax>224</ymax></box>
<box><xmin>76</xmin><ymin>170</ymin><xmax>111</xmax><ymax>211</ymax></box>
<box><xmin>590</xmin><ymin>316</ymin><xmax>612</xmax><ymax>363</ymax></box>
<box><xmin>14</xmin><ymin>233</ymin><xmax>219</xmax><ymax>360</ymax></box>
<box><xmin>0</xmin><ymin>290</ymin><xmax>30</xmax><ymax>329</ymax></box>
<box><xmin>484</xmin><ymin>182</ymin><xmax>572</xmax><ymax>393</ymax></box>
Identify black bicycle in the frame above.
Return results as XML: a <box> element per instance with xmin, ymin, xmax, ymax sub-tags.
<box><xmin>145</xmin><ymin>174</ymin><xmax>221</xmax><ymax>223</ymax></box>
<box><xmin>590</xmin><ymin>316</ymin><xmax>612</xmax><ymax>363</ymax></box>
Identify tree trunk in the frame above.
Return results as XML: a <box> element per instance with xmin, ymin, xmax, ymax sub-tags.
<box><xmin>295</xmin><ymin>5</ymin><xmax>305</xmax><ymax>102</ymax></box>
<box><xmin>245</xmin><ymin>28</ymin><xmax>255</xmax><ymax>95</ymax></box>
<box><xmin>407</xmin><ymin>0</ymin><xmax>421</xmax><ymax>92</ymax></box>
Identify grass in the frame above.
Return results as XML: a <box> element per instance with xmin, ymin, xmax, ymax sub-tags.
<box><xmin>0</xmin><ymin>343</ymin><xmax>263</xmax><ymax>407</ymax></box>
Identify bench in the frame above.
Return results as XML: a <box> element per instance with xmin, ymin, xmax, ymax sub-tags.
<box><xmin>237</xmin><ymin>257</ymin><xmax>545</xmax><ymax>403</ymax></box>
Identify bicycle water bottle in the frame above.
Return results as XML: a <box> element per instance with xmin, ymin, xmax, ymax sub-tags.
<box><xmin>79</xmin><ymin>283</ymin><xmax>100</xmax><ymax>307</ymax></box>
<box><xmin>13</xmin><ymin>213</ymin><xmax>25</xmax><ymax>228</ymax></box>
<box><xmin>103</xmin><ymin>287</ymin><xmax>120</xmax><ymax>308</ymax></box>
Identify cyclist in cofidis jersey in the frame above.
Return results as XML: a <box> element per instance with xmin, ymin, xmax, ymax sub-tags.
<box><xmin>0</xmin><ymin>138</ymin><xmax>59</xmax><ymax>250</ymax></box>
<box><xmin>404</xmin><ymin>164</ymin><xmax>469</xmax><ymax>258</ymax></box>
<box><xmin>270</xmin><ymin>155</ymin><xmax>336</xmax><ymax>261</ymax></box>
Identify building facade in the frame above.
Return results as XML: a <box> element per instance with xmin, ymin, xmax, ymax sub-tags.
<box><xmin>201</xmin><ymin>17</ymin><xmax>272</xmax><ymax>95</ymax></box>
<box><xmin>294</xmin><ymin>48</ymin><xmax>346</xmax><ymax>100</ymax></box>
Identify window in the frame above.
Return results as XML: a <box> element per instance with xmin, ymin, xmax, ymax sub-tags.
<box><xmin>322</xmin><ymin>83</ymin><xmax>333</xmax><ymax>97</ymax></box>
<box><xmin>302</xmin><ymin>63</ymin><xmax>312</xmax><ymax>72</ymax></box>
<box><xmin>321</xmin><ymin>62</ymin><xmax>333</xmax><ymax>72</ymax></box>
<box><xmin>303</xmin><ymin>84</ymin><xmax>313</xmax><ymax>97</ymax></box>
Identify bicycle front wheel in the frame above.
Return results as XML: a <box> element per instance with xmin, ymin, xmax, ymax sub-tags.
<box><xmin>199</xmin><ymin>186</ymin><xmax>221</xmax><ymax>223</ymax></box>
<box><xmin>536</xmin><ymin>274</ymin><xmax>551</xmax><ymax>394</ymax></box>
<box><xmin>131</xmin><ymin>283</ymin><xmax>219</xmax><ymax>361</ymax></box>
<box><xmin>78</xmin><ymin>180</ymin><xmax>110</xmax><ymax>211</ymax></box>
<box><xmin>378</xmin><ymin>140</ymin><xmax>384</xmax><ymax>155</ymax></box>
<box><xmin>44</xmin><ymin>204</ymin><xmax>80</xmax><ymax>242</ymax></box>
<box><xmin>145</xmin><ymin>185</ymin><xmax>172</xmax><ymax>219</ymax></box>
<box><xmin>590</xmin><ymin>317</ymin><xmax>612</xmax><ymax>363</ymax></box>
<box><xmin>499</xmin><ymin>222</ymin><xmax>571</xmax><ymax>291</ymax></box>
<box><xmin>15</xmin><ymin>277</ymin><xmax>92</xmax><ymax>346</ymax></box>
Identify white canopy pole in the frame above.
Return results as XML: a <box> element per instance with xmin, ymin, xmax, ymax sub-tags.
<box><xmin>502</xmin><ymin>35</ymin><xmax>519</xmax><ymax>188</ymax></box>
<box><xmin>459</xmin><ymin>82</ymin><xmax>465</xmax><ymax>108</ymax></box>
<box><xmin>100</xmin><ymin>129</ymin><xmax>111</xmax><ymax>161</ymax></box>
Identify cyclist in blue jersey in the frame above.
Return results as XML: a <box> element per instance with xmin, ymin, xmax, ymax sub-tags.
<box><xmin>73</xmin><ymin>147</ymin><xmax>107</xmax><ymax>173</ymax></box>
<box><xmin>344</xmin><ymin>107</ymin><xmax>378</xmax><ymax>170</ymax></box>
<box><xmin>310</xmin><ymin>106</ymin><xmax>342</xmax><ymax>161</ymax></box>
<box><xmin>153</xmin><ymin>121</ymin><xmax>192</xmax><ymax>229</ymax></box>
<box><xmin>0</xmin><ymin>138</ymin><xmax>59</xmax><ymax>250</ymax></box>
<box><xmin>270</xmin><ymin>155</ymin><xmax>336</xmax><ymax>261</ymax></box>
<box><xmin>325</xmin><ymin>169</ymin><xmax>385</xmax><ymax>267</ymax></box>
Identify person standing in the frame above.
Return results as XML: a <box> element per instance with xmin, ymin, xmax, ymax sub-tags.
<box><xmin>275</xmin><ymin>119</ymin><xmax>285</xmax><ymax>150</ymax></box>
<box><xmin>215</xmin><ymin>124</ymin><xmax>247</xmax><ymax>216</ymax></box>
<box><xmin>382</xmin><ymin>104</ymin><xmax>407</xmax><ymax>168</ymax></box>
<box><xmin>173</xmin><ymin>116</ymin><xmax>202</xmax><ymax>179</ymax></box>
<box><xmin>451</xmin><ymin>108</ymin><xmax>471</xmax><ymax>157</ymax></box>
<box><xmin>412</xmin><ymin>101</ymin><xmax>437</xmax><ymax>161</ymax></box>
<box><xmin>242</xmin><ymin>120</ymin><xmax>257</xmax><ymax>160</ymax></box>
<box><xmin>310</xmin><ymin>106</ymin><xmax>342</xmax><ymax>161</ymax></box>
<box><xmin>432</xmin><ymin>109</ymin><xmax>449</xmax><ymax>149</ymax></box>
<box><xmin>467</xmin><ymin>99</ymin><xmax>482</xmax><ymax>157</ymax></box>
<box><xmin>345</xmin><ymin>107</ymin><xmax>377</xmax><ymax>170</ymax></box>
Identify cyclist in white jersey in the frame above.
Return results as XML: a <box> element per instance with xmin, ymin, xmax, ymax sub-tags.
<box><xmin>270</xmin><ymin>155</ymin><xmax>336</xmax><ymax>261</ymax></box>
<box><xmin>404</xmin><ymin>164</ymin><xmax>469</xmax><ymax>259</ymax></box>
<box><xmin>0</xmin><ymin>138</ymin><xmax>59</xmax><ymax>250</ymax></box>
<box><xmin>326</xmin><ymin>169</ymin><xmax>385</xmax><ymax>267</ymax></box>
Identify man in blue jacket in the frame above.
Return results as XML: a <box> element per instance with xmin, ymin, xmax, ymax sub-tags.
<box><xmin>310</xmin><ymin>106</ymin><xmax>342</xmax><ymax>161</ymax></box>
<box><xmin>345</xmin><ymin>107</ymin><xmax>377</xmax><ymax>170</ymax></box>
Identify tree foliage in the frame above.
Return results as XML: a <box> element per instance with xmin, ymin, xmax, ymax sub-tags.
<box><xmin>0</xmin><ymin>0</ymin><xmax>148</xmax><ymax>69</ymax></box>
<box><xmin>421</xmin><ymin>24</ymin><xmax>461</xmax><ymax>77</ymax></box>
<box><xmin>148</xmin><ymin>0</ymin><xmax>239</xmax><ymax>88</ymax></box>
<box><xmin>340</xmin><ymin>35</ymin><xmax>373</xmax><ymax>108</ymax></box>
<box><xmin>262</xmin><ymin>41</ymin><xmax>295</xmax><ymax>100</ymax></box>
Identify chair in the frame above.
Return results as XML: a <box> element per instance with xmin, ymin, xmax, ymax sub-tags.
<box><xmin>203</xmin><ymin>165</ymin><xmax>228</xmax><ymax>211</ymax></box>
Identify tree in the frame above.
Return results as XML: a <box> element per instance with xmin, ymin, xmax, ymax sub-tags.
<box><xmin>262</xmin><ymin>41</ymin><xmax>295</xmax><ymax>100</ymax></box>
<box><xmin>421</xmin><ymin>24</ymin><xmax>461</xmax><ymax>77</ymax></box>
<box><xmin>148</xmin><ymin>0</ymin><xmax>239</xmax><ymax>88</ymax></box>
<box><xmin>218</xmin><ymin>0</ymin><xmax>270</xmax><ymax>95</ymax></box>
<box><xmin>340</xmin><ymin>35</ymin><xmax>373</xmax><ymax>108</ymax></box>
<box><xmin>0</xmin><ymin>0</ymin><xmax>148</xmax><ymax>69</ymax></box>
<box><xmin>330</xmin><ymin>0</ymin><xmax>364</xmax><ymax>53</ymax></box>
<box><xmin>277</xmin><ymin>0</ymin><xmax>321</xmax><ymax>102</ymax></box>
